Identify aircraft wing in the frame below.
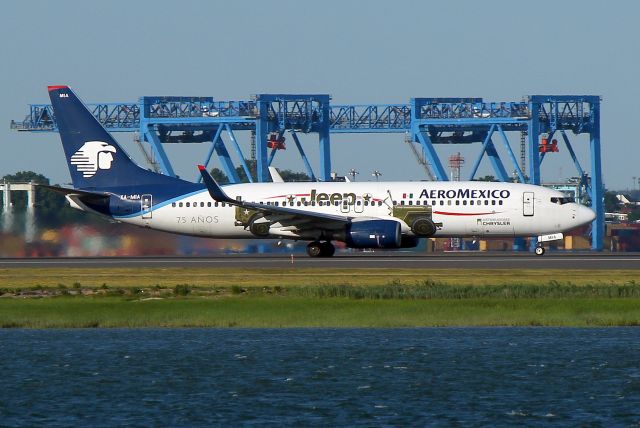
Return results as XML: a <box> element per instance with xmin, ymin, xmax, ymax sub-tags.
<box><xmin>197</xmin><ymin>165</ymin><xmax>353</xmax><ymax>228</ymax></box>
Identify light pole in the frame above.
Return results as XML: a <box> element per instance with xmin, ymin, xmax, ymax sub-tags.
<box><xmin>349</xmin><ymin>168</ymin><xmax>359</xmax><ymax>182</ymax></box>
<box><xmin>372</xmin><ymin>170</ymin><xmax>382</xmax><ymax>182</ymax></box>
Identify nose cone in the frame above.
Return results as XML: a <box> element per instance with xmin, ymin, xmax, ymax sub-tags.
<box><xmin>577</xmin><ymin>205</ymin><xmax>596</xmax><ymax>226</ymax></box>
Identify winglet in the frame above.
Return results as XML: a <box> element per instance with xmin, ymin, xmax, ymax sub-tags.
<box><xmin>197</xmin><ymin>165</ymin><xmax>236</xmax><ymax>204</ymax></box>
<box><xmin>268</xmin><ymin>166</ymin><xmax>284</xmax><ymax>183</ymax></box>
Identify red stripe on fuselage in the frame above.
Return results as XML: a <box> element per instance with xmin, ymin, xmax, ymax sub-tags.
<box><xmin>433</xmin><ymin>211</ymin><xmax>502</xmax><ymax>216</ymax></box>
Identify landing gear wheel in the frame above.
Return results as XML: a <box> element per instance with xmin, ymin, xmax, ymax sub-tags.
<box><xmin>306</xmin><ymin>241</ymin><xmax>335</xmax><ymax>257</ymax></box>
<box><xmin>306</xmin><ymin>241</ymin><xmax>323</xmax><ymax>257</ymax></box>
<box><xmin>535</xmin><ymin>246</ymin><xmax>545</xmax><ymax>256</ymax></box>
<box><xmin>320</xmin><ymin>241</ymin><xmax>335</xmax><ymax>257</ymax></box>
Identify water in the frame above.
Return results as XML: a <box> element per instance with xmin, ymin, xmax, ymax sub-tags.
<box><xmin>1</xmin><ymin>328</ymin><xmax>639</xmax><ymax>426</ymax></box>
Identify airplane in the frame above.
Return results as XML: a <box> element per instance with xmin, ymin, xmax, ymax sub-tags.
<box><xmin>42</xmin><ymin>85</ymin><xmax>596</xmax><ymax>257</ymax></box>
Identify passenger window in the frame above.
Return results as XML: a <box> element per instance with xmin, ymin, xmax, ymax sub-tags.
<box><xmin>470</xmin><ymin>200</ymin><xmax>474</xmax><ymax>205</ymax></box>
<box><xmin>186</xmin><ymin>202</ymin><xmax>190</xmax><ymax>207</ymax></box>
<box><xmin>207</xmin><ymin>202</ymin><xmax>211</xmax><ymax>207</ymax></box>
<box><xmin>179</xmin><ymin>202</ymin><xmax>183</xmax><ymax>207</ymax></box>
<box><xmin>484</xmin><ymin>200</ymin><xmax>489</xmax><ymax>205</ymax></box>
<box><xmin>499</xmin><ymin>200</ymin><xmax>503</xmax><ymax>205</ymax></box>
<box><xmin>440</xmin><ymin>200</ymin><xmax>444</xmax><ymax>206</ymax></box>
<box><xmin>357</xmin><ymin>201</ymin><xmax>361</xmax><ymax>206</ymax></box>
<box><xmin>408</xmin><ymin>201</ymin><xmax>412</xmax><ymax>206</ymax></box>
<box><xmin>297</xmin><ymin>202</ymin><xmax>301</xmax><ymax>206</ymax></box>
<box><xmin>455</xmin><ymin>200</ymin><xmax>460</xmax><ymax>205</ymax></box>
<box><xmin>172</xmin><ymin>202</ymin><xmax>176</xmax><ymax>207</ymax></box>
<box><xmin>447</xmin><ymin>200</ymin><xmax>451</xmax><ymax>206</ymax></box>
<box><xmin>378</xmin><ymin>201</ymin><xmax>382</xmax><ymax>206</ymax></box>
<box><xmin>463</xmin><ymin>200</ymin><xmax>467</xmax><ymax>206</ymax></box>
<box><xmin>492</xmin><ymin>200</ymin><xmax>496</xmax><ymax>205</ymax></box>
<box><xmin>215</xmin><ymin>202</ymin><xmax>218</xmax><ymax>207</ymax></box>
<box><xmin>401</xmin><ymin>201</ymin><xmax>405</xmax><ymax>206</ymax></box>
<box><xmin>432</xmin><ymin>201</ymin><xmax>436</xmax><ymax>206</ymax></box>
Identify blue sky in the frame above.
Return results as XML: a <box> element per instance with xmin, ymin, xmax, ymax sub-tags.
<box><xmin>1</xmin><ymin>0</ymin><xmax>638</xmax><ymax>189</ymax></box>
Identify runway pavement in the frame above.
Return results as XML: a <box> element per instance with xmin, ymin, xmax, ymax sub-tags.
<box><xmin>1</xmin><ymin>252</ymin><xmax>639</xmax><ymax>269</ymax></box>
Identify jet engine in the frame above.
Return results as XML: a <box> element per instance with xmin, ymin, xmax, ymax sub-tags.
<box><xmin>344</xmin><ymin>220</ymin><xmax>401</xmax><ymax>249</ymax></box>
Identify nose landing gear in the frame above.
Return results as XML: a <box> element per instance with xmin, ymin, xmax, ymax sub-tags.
<box><xmin>534</xmin><ymin>244</ymin><xmax>546</xmax><ymax>256</ymax></box>
<box><xmin>306</xmin><ymin>241</ymin><xmax>336</xmax><ymax>257</ymax></box>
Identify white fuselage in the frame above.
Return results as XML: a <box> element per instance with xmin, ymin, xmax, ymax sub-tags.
<box><xmin>111</xmin><ymin>181</ymin><xmax>595</xmax><ymax>241</ymax></box>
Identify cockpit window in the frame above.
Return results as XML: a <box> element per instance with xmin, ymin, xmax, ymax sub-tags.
<box><xmin>551</xmin><ymin>196</ymin><xmax>575</xmax><ymax>205</ymax></box>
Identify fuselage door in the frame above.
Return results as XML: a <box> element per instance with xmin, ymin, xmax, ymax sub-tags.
<box><xmin>354</xmin><ymin>198</ymin><xmax>364</xmax><ymax>213</ymax></box>
<box><xmin>141</xmin><ymin>194</ymin><xmax>153</xmax><ymax>219</ymax></box>
<box><xmin>523</xmin><ymin>192</ymin><xmax>534</xmax><ymax>217</ymax></box>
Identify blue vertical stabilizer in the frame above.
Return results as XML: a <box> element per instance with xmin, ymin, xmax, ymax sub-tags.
<box><xmin>48</xmin><ymin>85</ymin><xmax>189</xmax><ymax>190</ymax></box>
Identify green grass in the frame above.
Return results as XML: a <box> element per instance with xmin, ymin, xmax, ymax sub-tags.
<box><xmin>0</xmin><ymin>267</ymin><xmax>638</xmax><ymax>289</ymax></box>
<box><xmin>1</xmin><ymin>267</ymin><xmax>639</xmax><ymax>328</ymax></box>
<box><xmin>1</xmin><ymin>296</ymin><xmax>640</xmax><ymax>328</ymax></box>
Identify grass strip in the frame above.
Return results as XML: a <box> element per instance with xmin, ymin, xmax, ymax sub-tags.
<box><xmin>2</xmin><ymin>297</ymin><xmax>640</xmax><ymax>328</ymax></box>
<box><xmin>0</xmin><ymin>267</ymin><xmax>638</xmax><ymax>289</ymax></box>
<box><xmin>4</xmin><ymin>280</ymin><xmax>640</xmax><ymax>300</ymax></box>
<box><xmin>1</xmin><ymin>267</ymin><xmax>639</xmax><ymax>328</ymax></box>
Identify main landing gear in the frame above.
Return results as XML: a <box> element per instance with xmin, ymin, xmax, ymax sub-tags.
<box><xmin>306</xmin><ymin>241</ymin><xmax>335</xmax><ymax>257</ymax></box>
<box><xmin>534</xmin><ymin>244</ymin><xmax>546</xmax><ymax>256</ymax></box>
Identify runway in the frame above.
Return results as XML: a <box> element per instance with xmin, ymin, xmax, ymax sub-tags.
<box><xmin>1</xmin><ymin>252</ymin><xmax>639</xmax><ymax>270</ymax></box>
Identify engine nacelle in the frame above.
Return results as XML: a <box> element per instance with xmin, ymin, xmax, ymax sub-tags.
<box><xmin>344</xmin><ymin>220</ymin><xmax>401</xmax><ymax>249</ymax></box>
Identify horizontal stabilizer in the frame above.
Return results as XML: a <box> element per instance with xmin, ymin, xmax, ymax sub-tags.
<box><xmin>38</xmin><ymin>184</ymin><xmax>112</xmax><ymax>216</ymax></box>
<box><xmin>37</xmin><ymin>183</ymin><xmax>110</xmax><ymax>198</ymax></box>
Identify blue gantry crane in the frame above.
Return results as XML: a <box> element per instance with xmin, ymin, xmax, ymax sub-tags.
<box><xmin>11</xmin><ymin>93</ymin><xmax>602</xmax><ymax>250</ymax></box>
